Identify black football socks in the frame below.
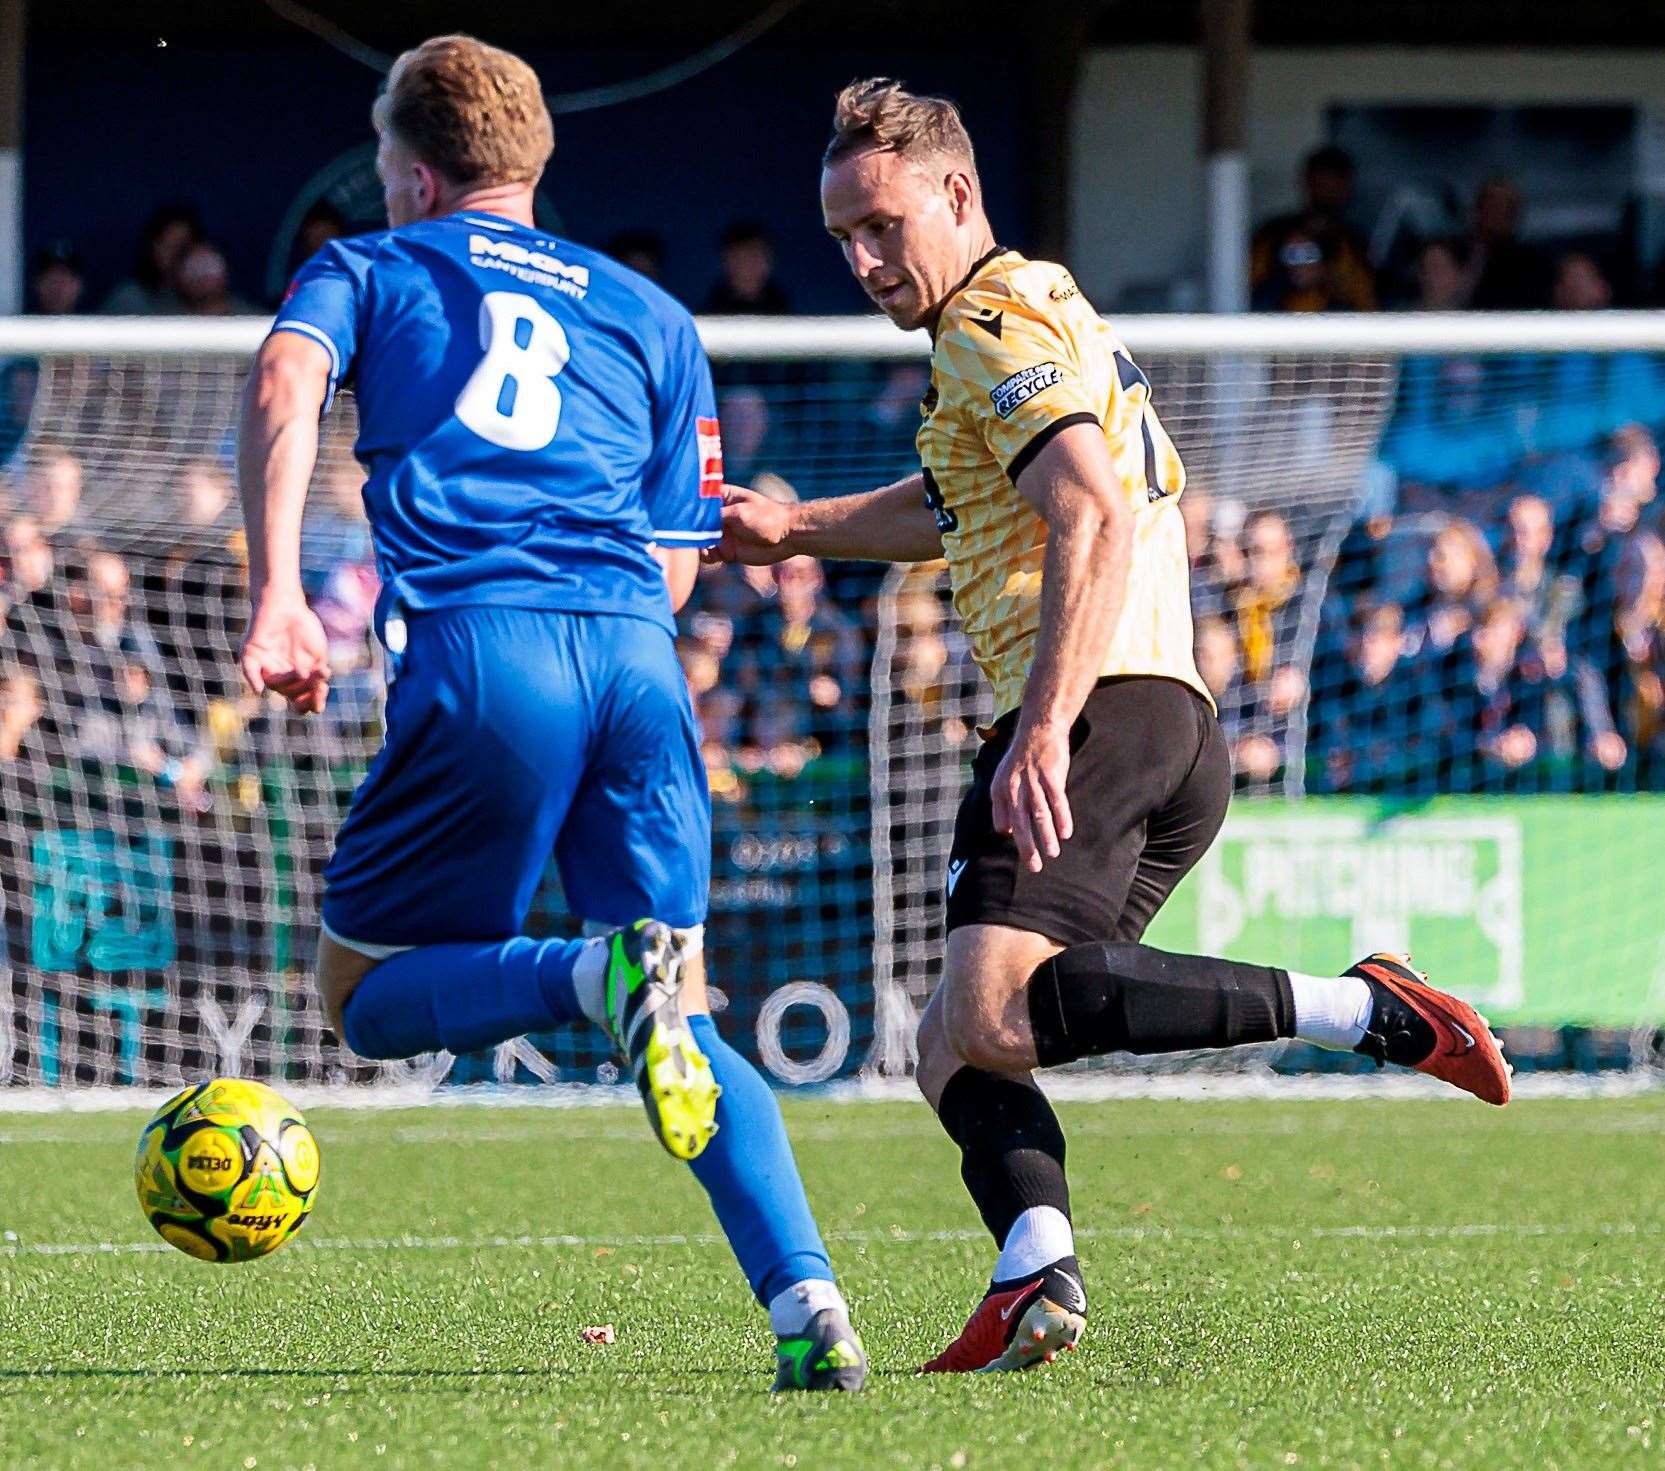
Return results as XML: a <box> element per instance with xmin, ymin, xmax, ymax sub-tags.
<box><xmin>1028</xmin><ymin>940</ymin><xmax>1296</xmax><ymax>1068</ymax></box>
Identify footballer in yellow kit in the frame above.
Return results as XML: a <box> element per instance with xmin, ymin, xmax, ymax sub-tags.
<box><xmin>715</xmin><ymin>78</ymin><xmax>1511</xmax><ymax>1378</ymax></box>
<box><xmin>917</xmin><ymin>246</ymin><xmax>1206</xmax><ymax>725</ymax></box>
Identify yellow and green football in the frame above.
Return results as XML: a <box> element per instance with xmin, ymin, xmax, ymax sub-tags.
<box><xmin>134</xmin><ymin>1078</ymin><xmax>320</xmax><ymax>1263</ymax></box>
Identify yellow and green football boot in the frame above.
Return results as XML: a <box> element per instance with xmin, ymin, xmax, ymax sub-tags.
<box><xmin>772</xmin><ymin>1308</ymin><xmax>869</xmax><ymax>1393</ymax></box>
<box><xmin>602</xmin><ymin>919</ymin><xmax>719</xmax><ymax>1161</ymax></box>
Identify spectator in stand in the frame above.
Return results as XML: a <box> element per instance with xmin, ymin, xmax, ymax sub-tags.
<box><xmin>69</xmin><ymin>657</ymin><xmax>212</xmax><ymax>810</ymax></box>
<box><xmin>1617</xmin><ymin>532</ymin><xmax>1665</xmax><ymax>783</ymax></box>
<box><xmin>1522</xmin><ymin>628</ymin><xmax>1627</xmax><ymax>779</ymax></box>
<box><xmin>27</xmin><ymin>241</ymin><xmax>85</xmax><ymax>315</ymax></box>
<box><xmin>1566</xmin><ymin>440</ymin><xmax>1653</xmax><ymax>722</ymax></box>
<box><xmin>1409</xmin><ymin>237</ymin><xmax>1472</xmax><ymax>312</ymax></box>
<box><xmin>1250</xmin><ymin>146</ymin><xmax>1376</xmax><ymax>312</ymax></box>
<box><xmin>1606</xmin><ymin>422</ymin><xmax>1660</xmax><ymax>512</ymax></box>
<box><xmin>1462</xmin><ymin>598</ymin><xmax>1625</xmax><ymax>788</ymax></box>
<box><xmin>1551</xmin><ymin>251</ymin><xmax>1613</xmax><ymax>313</ymax></box>
<box><xmin>736</xmin><ymin>554</ymin><xmax>863</xmax><ymax>776</ymax></box>
<box><xmin>1195</xmin><ymin>613</ymin><xmax>1280</xmax><ymax>786</ymax></box>
<box><xmin>65</xmin><ymin>550</ymin><xmax>162</xmax><ymax>677</ymax></box>
<box><xmin>1316</xmin><ymin>601</ymin><xmax>1445</xmax><ymax>793</ymax></box>
<box><xmin>703</xmin><ymin>222</ymin><xmax>791</xmax><ymax>314</ymax></box>
<box><xmin>174</xmin><ymin>241</ymin><xmax>257</xmax><ymax>316</ymax></box>
<box><xmin>1410</xmin><ymin>520</ymin><xmax>1498</xmax><ymax>658</ymax></box>
<box><xmin>716</xmin><ymin>386</ymin><xmax>771</xmax><ymax>482</ymax></box>
<box><xmin>0</xmin><ymin>669</ymin><xmax>44</xmax><ymax>763</ymax></box>
<box><xmin>1249</xmin><ymin>228</ymin><xmax>1355</xmax><ymax>314</ymax></box>
<box><xmin>1499</xmin><ymin>493</ymin><xmax>1572</xmax><ymax>638</ymax></box>
<box><xmin>23</xmin><ymin>446</ymin><xmax>85</xmax><ymax>544</ymax></box>
<box><xmin>296</xmin><ymin>201</ymin><xmax>348</xmax><ymax>266</ymax></box>
<box><xmin>1230</xmin><ymin>509</ymin><xmax>1306</xmax><ymax>724</ymax></box>
<box><xmin>3</xmin><ymin>515</ymin><xmax>55</xmax><ymax>618</ymax></box>
<box><xmin>102</xmin><ymin>204</ymin><xmax>202</xmax><ymax>315</ymax></box>
<box><xmin>1465</xmin><ymin>598</ymin><xmax>1538</xmax><ymax>781</ymax></box>
<box><xmin>179</xmin><ymin>458</ymin><xmax>235</xmax><ymax>537</ymax></box>
<box><xmin>890</xmin><ymin>577</ymin><xmax>976</xmax><ymax>752</ymax></box>
<box><xmin>1465</xmin><ymin>178</ymin><xmax>1544</xmax><ymax>311</ymax></box>
<box><xmin>680</xmin><ymin>632</ymin><xmax>745</xmax><ymax>805</ymax></box>
<box><xmin>605</xmin><ymin>229</ymin><xmax>667</xmax><ymax>283</ymax></box>
<box><xmin>1180</xmin><ymin>486</ymin><xmax>1238</xmax><ymax>621</ymax></box>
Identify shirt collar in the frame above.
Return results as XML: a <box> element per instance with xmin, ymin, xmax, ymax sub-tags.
<box><xmin>930</xmin><ymin>245</ymin><xmax>1011</xmax><ymax>341</ymax></box>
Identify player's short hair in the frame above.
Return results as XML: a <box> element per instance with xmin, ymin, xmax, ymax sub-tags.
<box><xmin>372</xmin><ymin>35</ymin><xmax>554</xmax><ymax>188</ymax></box>
<box><xmin>823</xmin><ymin>77</ymin><xmax>978</xmax><ymax>186</ymax></box>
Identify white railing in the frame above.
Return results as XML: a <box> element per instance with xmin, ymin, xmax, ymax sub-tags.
<box><xmin>5</xmin><ymin>309</ymin><xmax>1665</xmax><ymax>361</ymax></box>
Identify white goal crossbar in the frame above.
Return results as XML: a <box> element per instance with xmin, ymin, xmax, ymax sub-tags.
<box><xmin>5</xmin><ymin>309</ymin><xmax>1665</xmax><ymax>362</ymax></box>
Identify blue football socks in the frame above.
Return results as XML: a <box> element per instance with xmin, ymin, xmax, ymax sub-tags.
<box><xmin>684</xmin><ymin>1013</ymin><xmax>835</xmax><ymax>1304</ymax></box>
<box><xmin>340</xmin><ymin>936</ymin><xmax>590</xmax><ymax>1059</ymax></box>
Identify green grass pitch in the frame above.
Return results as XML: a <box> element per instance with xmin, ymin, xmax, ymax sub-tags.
<box><xmin>2</xmin><ymin>1095</ymin><xmax>1663</xmax><ymax>1469</ymax></box>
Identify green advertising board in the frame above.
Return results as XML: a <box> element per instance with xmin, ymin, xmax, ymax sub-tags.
<box><xmin>1142</xmin><ymin>797</ymin><xmax>1665</xmax><ymax>1026</ymax></box>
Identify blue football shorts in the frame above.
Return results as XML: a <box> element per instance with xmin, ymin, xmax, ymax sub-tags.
<box><xmin>321</xmin><ymin>606</ymin><xmax>710</xmax><ymax>950</ymax></box>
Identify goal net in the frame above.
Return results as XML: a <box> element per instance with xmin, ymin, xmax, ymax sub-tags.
<box><xmin>1</xmin><ymin>313</ymin><xmax>1663</xmax><ymax>1095</ymax></box>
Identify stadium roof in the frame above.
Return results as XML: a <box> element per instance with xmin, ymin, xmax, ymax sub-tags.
<box><xmin>36</xmin><ymin>0</ymin><xmax>1665</xmax><ymax>49</ymax></box>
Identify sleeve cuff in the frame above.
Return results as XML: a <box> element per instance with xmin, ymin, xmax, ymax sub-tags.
<box><xmin>651</xmin><ymin>528</ymin><xmax>722</xmax><ymax>545</ymax></box>
<box><xmin>270</xmin><ymin>320</ymin><xmax>344</xmax><ymax>416</ymax></box>
<box><xmin>1006</xmin><ymin>411</ymin><xmax>1102</xmax><ymax>484</ymax></box>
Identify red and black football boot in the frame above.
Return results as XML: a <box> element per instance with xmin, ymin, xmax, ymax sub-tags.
<box><xmin>1347</xmin><ymin>952</ymin><xmax>1511</xmax><ymax>1106</ymax></box>
<box><xmin>920</xmin><ymin>1264</ymin><xmax>1086</xmax><ymax>1374</ymax></box>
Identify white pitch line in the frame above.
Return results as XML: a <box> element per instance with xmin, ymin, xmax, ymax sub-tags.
<box><xmin>0</xmin><ymin>1070</ymin><xmax>1658</xmax><ymax>1113</ymax></box>
<box><xmin>3</xmin><ymin>1219</ymin><xmax>1662</xmax><ymax>1261</ymax></box>
<box><xmin>9</xmin><ymin>1106</ymin><xmax>1665</xmax><ymax>1148</ymax></box>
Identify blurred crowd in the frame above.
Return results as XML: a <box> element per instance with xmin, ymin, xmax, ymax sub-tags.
<box><xmin>1184</xmin><ymin>416</ymin><xmax>1665</xmax><ymax>792</ymax></box>
<box><xmin>5</xmin><ymin>192</ymin><xmax>1665</xmax><ymax>827</ymax></box>
<box><xmin>0</xmin><ymin>434</ymin><xmax>379</xmax><ymax>828</ymax></box>
<box><xmin>1249</xmin><ymin>149</ymin><xmax>1650</xmax><ymax>317</ymax></box>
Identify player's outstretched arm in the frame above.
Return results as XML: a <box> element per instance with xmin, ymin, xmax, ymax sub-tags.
<box><xmin>236</xmin><ymin>332</ymin><xmax>334</xmax><ymax>715</ymax></box>
<box><xmin>712</xmin><ymin>474</ymin><xmax>943</xmax><ymax>566</ymax></box>
<box><xmin>992</xmin><ymin>423</ymin><xmax>1133</xmax><ymax>873</ymax></box>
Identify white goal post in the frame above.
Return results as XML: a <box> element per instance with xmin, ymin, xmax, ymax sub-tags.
<box><xmin>3</xmin><ymin>309</ymin><xmax>1664</xmax><ymax>1097</ymax></box>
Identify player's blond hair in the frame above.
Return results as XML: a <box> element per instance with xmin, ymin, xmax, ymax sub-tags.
<box><xmin>823</xmin><ymin>78</ymin><xmax>979</xmax><ymax>186</ymax></box>
<box><xmin>372</xmin><ymin>35</ymin><xmax>554</xmax><ymax>187</ymax></box>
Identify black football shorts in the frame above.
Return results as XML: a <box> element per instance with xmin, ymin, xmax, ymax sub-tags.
<box><xmin>944</xmin><ymin>675</ymin><xmax>1230</xmax><ymax>947</ymax></box>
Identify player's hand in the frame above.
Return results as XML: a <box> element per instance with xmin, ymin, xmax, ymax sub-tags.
<box><xmin>991</xmin><ymin>720</ymin><xmax>1074</xmax><ymax>874</ymax></box>
<box><xmin>708</xmin><ymin>484</ymin><xmax>795</xmax><ymax>566</ymax></box>
<box><xmin>240</xmin><ymin>589</ymin><xmax>332</xmax><ymax>716</ymax></box>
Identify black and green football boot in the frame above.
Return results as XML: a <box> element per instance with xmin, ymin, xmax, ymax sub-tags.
<box><xmin>771</xmin><ymin>1308</ymin><xmax>869</xmax><ymax>1393</ymax></box>
<box><xmin>602</xmin><ymin>919</ymin><xmax>719</xmax><ymax>1161</ymax></box>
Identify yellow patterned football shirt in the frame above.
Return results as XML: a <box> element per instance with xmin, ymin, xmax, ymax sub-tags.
<box><xmin>916</xmin><ymin>248</ymin><xmax>1209</xmax><ymax>721</ymax></box>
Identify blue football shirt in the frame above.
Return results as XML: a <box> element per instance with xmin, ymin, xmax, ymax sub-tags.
<box><xmin>271</xmin><ymin>213</ymin><xmax>723</xmax><ymax>636</ymax></box>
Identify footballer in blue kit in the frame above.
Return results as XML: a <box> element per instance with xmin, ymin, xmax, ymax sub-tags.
<box><xmin>237</xmin><ymin>34</ymin><xmax>864</xmax><ymax>1391</ymax></box>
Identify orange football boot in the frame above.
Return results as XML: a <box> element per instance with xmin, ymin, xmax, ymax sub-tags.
<box><xmin>1347</xmin><ymin>952</ymin><xmax>1511</xmax><ymax>1106</ymax></box>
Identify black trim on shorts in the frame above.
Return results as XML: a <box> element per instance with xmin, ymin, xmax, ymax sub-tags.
<box><xmin>1006</xmin><ymin>411</ymin><xmax>1102</xmax><ymax>485</ymax></box>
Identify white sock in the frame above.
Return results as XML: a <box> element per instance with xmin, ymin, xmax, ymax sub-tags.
<box><xmin>571</xmin><ymin>938</ymin><xmax>610</xmax><ymax>1027</ymax></box>
<box><xmin>1289</xmin><ymin>971</ymin><xmax>1373</xmax><ymax>1051</ymax></box>
<box><xmin>993</xmin><ymin>1205</ymin><xmax>1075</xmax><ymax>1283</ymax></box>
<box><xmin>768</xmin><ymin>1278</ymin><xmax>849</xmax><ymax>1337</ymax></box>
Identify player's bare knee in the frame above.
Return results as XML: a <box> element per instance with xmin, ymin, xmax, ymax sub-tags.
<box><xmin>940</xmin><ymin>982</ymin><xmax>1029</xmax><ymax>1075</ymax></box>
<box><xmin>914</xmin><ymin>992</ymin><xmax>960</xmax><ymax>1109</ymax></box>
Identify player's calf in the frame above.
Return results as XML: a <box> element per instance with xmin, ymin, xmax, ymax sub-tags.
<box><xmin>922</xmin><ymin>1062</ymin><xmax>1089</xmax><ymax>1373</ymax></box>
